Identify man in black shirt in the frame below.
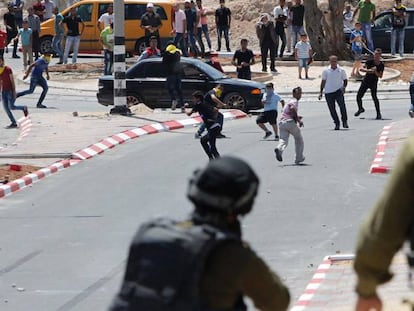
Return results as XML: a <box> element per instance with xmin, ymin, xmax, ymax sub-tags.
<box><xmin>184</xmin><ymin>0</ymin><xmax>200</xmax><ymax>57</ymax></box>
<box><xmin>163</xmin><ymin>42</ymin><xmax>184</xmax><ymax>112</ymax></box>
<box><xmin>3</xmin><ymin>4</ymin><xmax>19</xmax><ymax>58</ymax></box>
<box><xmin>291</xmin><ymin>0</ymin><xmax>304</xmax><ymax>46</ymax></box>
<box><xmin>186</xmin><ymin>90</ymin><xmax>222</xmax><ymax>160</ymax></box>
<box><xmin>215</xmin><ymin>0</ymin><xmax>231</xmax><ymax>52</ymax></box>
<box><xmin>61</xmin><ymin>7</ymin><xmax>84</xmax><ymax>64</ymax></box>
<box><xmin>355</xmin><ymin>48</ymin><xmax>385</xmax><ymax>120</ymax></box>
<box><xmin>231</xmin><ymin>39</ymin><xmax>254</xmax><ymax>80</ymax></box>
<box><xmin>140</xmin><ymin>2</ymin><xmax>162</xmax><ymax>48</ymax></box>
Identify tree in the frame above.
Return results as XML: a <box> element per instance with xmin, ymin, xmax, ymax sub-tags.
<box><xmin>304</xmin><ymin>0</ymin><xmax>351</xmax><ymax>60</ymax></box>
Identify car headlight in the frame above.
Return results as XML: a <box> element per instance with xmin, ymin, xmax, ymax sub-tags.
<box><xmin>250</xmin><ymin>88</ymin><xmax>261</xmax><ymax>95</ymax></box>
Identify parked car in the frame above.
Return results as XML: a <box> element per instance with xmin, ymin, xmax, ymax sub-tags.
<box><xmin>96</xmin><ymin>58</ymin><xmax>266</xmax><ymax>112</ymax></box>
<box><xmin>39</xmin><ymin>0</ymin><xmax>174</xmax><ymax>55</ymax></box>
<box><xmin>344</xmin><ymin>8</ymin><xmax>414</xmax><ymax>53</ymax></box>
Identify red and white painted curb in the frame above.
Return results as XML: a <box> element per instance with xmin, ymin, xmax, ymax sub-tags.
<box><xmin>72</xmin><ymin>109</ymin><xmax>247</xmax><ymax>160</ymax></box>
<box><xmin>0</xmin><ymin>110</ymin><xmax>247</xmax><ymax>198</ymax></box>
<box><xmin>290</xmin><ymin>254</ymin><xmax>355</xmax><ymax>311</ymax></box>
<box><xmin>369</xmin><ymin>125</ymin><xmax>392</xmax><ymax>174</ymax></box>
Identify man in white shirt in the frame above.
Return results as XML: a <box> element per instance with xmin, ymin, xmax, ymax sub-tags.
<box><xmin>43</xmin><ymin>0</ymin><xmax>55</xmax><ymax>21</ymax></box>
<box><xmin>343</xmin><ymin>3</ymin><xmax>354</xmax><ymax>30</ymax></box>
<box><xmin>97</xmin><ymin>4</ymin><xmax>114</xmax><ymax>31</ymax></box>
<box><xmin>319</xmin><ymin>55</ymin><xmax>349</xmax><ymax>130</ymax></box>
<box><xmin>273</xmin><ymin>0</ymin><xmax>288</xmax><ymax>58</ymax></box>
<box><xmin>172</xmin><ymin>3</ymin><xmax>187</xmax><ymax>56</ymax></box>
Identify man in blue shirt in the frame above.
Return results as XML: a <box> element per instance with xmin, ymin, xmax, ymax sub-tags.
<box><xmin>256</xmin><ymin>82</ymin><xmax>283</xmax><ymax>140</ymax></box>
<box><xmin>17</xmin><ymin>52</ymin><xmax>51</xmax><ymax>108</ymax></box>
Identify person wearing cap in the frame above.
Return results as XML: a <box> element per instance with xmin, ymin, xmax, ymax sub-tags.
<box><xmin>17</xmin><ymin>52</ymin><xmax>51</xmax><ymax>109</ymax></box>
<box><xmin>109</xmin><ymin>156</ymin><xmax>291</xmax><ymax>311</ymax></box>
<box><xmin>137</xmin><ymin>35</ymin><xmax>161</xmax><ymax>61</ymax></box>
<box><xmin>274</xmin><ymin>87</ymin><xmax>305</xmax><ymax>165</ymax></box>
<box><xmin>140</xmin><ymin>2</ymin><xmax>162</xmax><ymax>48</ymax></box>
<box><xmin>257</xmin><ymin>82</ymin><xmax>282</xmax><ymax>140</ymax></box>
<box><xmin>163</xmin><ymin>42</ymin><xmax>184</xmax><ymax>111</ymax></box>
<box><xmin>13</xmin><ymin>19</ymin><xmax>32</xmax><ymax>71</ymax></box>
<box><xmin>97</xmin><ymin>4</ymin><xmax>113</xmax><ymax>32</ymax></box>
<box><xmin>215</xmin><ymin>0</ymin><xmax>231</xmax><ymax>52</ymax></box>
<box><xmin>172</xmin><ymin>2</ymin><xmax>188</xmax><ymax>56</ymax></box>
<box><xmin>319</xmin><ymin>55</ymin><xmax>349</xmax><ymax>130</ymax></box>
<box><xmin>0</xmin><ymin>56</ymin><xmax>28</xmax><ymax>129</ymax></box>
<box><xmin>294</xmin><ymin>32</ymin><xmax>312</xmax><ymax>79</ymax></box>
<box><xmin>100</xmin><ymin>22</ymin><xmax>114</xmax><ymax>75</ymax></box>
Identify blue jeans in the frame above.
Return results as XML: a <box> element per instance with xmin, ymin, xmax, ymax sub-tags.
<box><xmin>201</xmin><ymin>24</ymin><xmax>212</xmax><ymax>49</ymax></box>
<box><xmin>2</xmin><ymin>90</ymin><xmax>25</xmax><ymax>125</ymax></box>
<box><xmin>217</xmin><ymin>25</ymin><xmax>230</xmax><ymax>51</ymax></box>
<box><xmin>391</xmin><ymin>27</ymin><xmax>405</xmax><ymax>56</ymax></box>
<box><xmin>173</xmin><ymin>32</ymin><xmax>188</xmax><ymax>57</ymax></box>
<box><xmin>63</xmin><ymin>35</ymin><xmax>80</xmax><ymax>64</ymax></box>
<box><xmin>197</xmin><ymin>112</ymin><xmax>224</xmax><ymax>135</ymax></box>
<box><xmin>324</xmin><ymin>89</ymin><xmax>348</xmax><ymax>125</ymax></box>
<box><xmin>361</xmin><ymin>22</ymin><xmax>374</xmax><ymax>52</ymax></box>
<box><xmin>52</xmin><ymin>32</ymin><xmax>64</xmax><ymax>62</ymax></box>
<box><xmin>195</xmin><ymin>27</ymin><xmax>205</xmax><ymax>55</ymax></box>
<box><xmin>166</xmin><ymin>75</ymin><xmax>183</xmax><ymax>107</ymax></box>
<box><xmin>103</xmin><ymin>49</ymin><xmax>113</xmax><ymax>75</ymax></box>
<box><xmin>410</xmin><ymin>82</ymin><xmax>414</xmax><ymax>112</ymax></box>
<box><xmin>17</xmin><ymin>75</ymin><xmax>48</xmax><ymax>106</ymax></box>
<box><xmin>187</xmin><ymin>29</ymin><xmax>200</xmax><ymax>56</ymax></box>
<box><xmin>291</xmin><ymin>25</ymin><xmax>304</xmax><ymax>45</ymax></box>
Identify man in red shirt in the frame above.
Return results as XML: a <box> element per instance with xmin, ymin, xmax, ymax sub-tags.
<box><xmin>0</xmin><ymin>28</ymin><xmax>7</xmax><ymax>57</ymax></box>
<box><xmin>0</xmin><ymin>56</ymin><xmax>28</xmax><ymax>128</ymax></box>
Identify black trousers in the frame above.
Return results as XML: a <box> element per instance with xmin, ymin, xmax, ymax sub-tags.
<box><xmin>357</xmin><ymin>81</ymin><xmax>381</xmax><ymax>115</ymax></box>
<box><xmin>260</xmin><ymin>41</ymin><xmax>275</xmax><ymax>71</ymax></box>
<box><xmin>200</xmin><ymin>126</ymin><xmax>220</xmax><ymax>159</ymax></box>
<box><xmin>325</xmin><ymin>89</ymin><xmax>347</xmax><ymax>125</ymax></box>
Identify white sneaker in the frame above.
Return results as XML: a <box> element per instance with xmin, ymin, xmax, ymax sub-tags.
<box><xmin>171</xmin><ymin>100</ymin><xmax>177</xmax><ymax>111</ymax></box>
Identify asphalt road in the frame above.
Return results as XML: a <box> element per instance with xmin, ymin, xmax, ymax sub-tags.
<box><xmin>0</xmin><ymin>95</ymin><xmax>410</xmax><ymax>311</ymax></box>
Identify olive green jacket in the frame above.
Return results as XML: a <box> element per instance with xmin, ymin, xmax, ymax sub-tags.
<box><xmin>354</xmin><ymin>135</ymin><xmax>414</xmax><ymax>297</ymax></box>
<box><xmin>200</xmin><ymin>240</ymin><xmax>290</xmax><ymax>311</ymax></box>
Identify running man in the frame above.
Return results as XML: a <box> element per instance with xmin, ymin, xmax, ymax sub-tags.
<box><xmin>256</xmin><ymin>82</ymin><xmax>282</xmax><ymax>140</ymax></box>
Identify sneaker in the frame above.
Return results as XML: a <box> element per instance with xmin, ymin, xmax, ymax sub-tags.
<box><xmin>23</xmin><ymin>106</ymin><xmax>28</xmax><ymax>117</ymax></box>
<box><xmin>263</xmin><ymin>131</ymin><xmax>272</xmax><ymax>139</ymax></box>
<box><xmin>295</xmin><ymin>157</ymin><xmax>305</xmax><ymax>164</ymax></box>
<box><xmin>171</xmin><ymin>100</ymin><xmax>177</xmax><ymax>111</ymax></box>
<box><xmin>354</xmin><ymin>108</ymin><xmax>365</xmax><ymax>117</ymax></box>
<box><xmin>270</xmin><ymin>68</ymin><xmax>278</xmax><ymax>73</ymax></box>
<box><xmin>37</xmin><ymin>104</ymin><xmax>47</xmax><ymax>108</ymax></box>
<box><xmin>275</xmin><ymin>135</ymin><xmax>279</xmax><ymax>141</ymax></box>
<box><xmin>194</xmin><ymin>133</ymin><xmax>201</xmax><ymax>139</ymax></box>
<box><xmin>334</xmin><ymin>124</ymin><xmax>340</xmax><ymax>130</ymax></box>
<box><xmin>342</xmin><ymin>121</ymin><xmax>349</xmax><ymax>128</ymax></box>
<box><xmin>375</xmin><ymin>114</ymin><xmax>382</xmax><ymax>120</ymax></box>
<box><xmin>5</xmin><ymin>123</ymin><xmax>18</xmax><ymax>129</ymax></box>
<box><xmin>409</xmin><ymin>111</ymin><xmax>414</xmax><ymax>118</ymax></box>
<box><xmin>12</xmin><ymin>55</ymin><xmax>20</xmax><ymax>59</ymax></box>
<box><xmin>274</xmin><ymin>148</ymin><xmax>283</xmax><ymax>162</ymax></box>
<box><xmin>217</xmin><ymin>133</ymin><xmax>226</xmax><ymax>138</ymax></box>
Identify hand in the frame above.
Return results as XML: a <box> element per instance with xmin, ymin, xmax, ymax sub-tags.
<box><xmin>23</xmin><ymin>74</ymin><xmax>28</xmax><ymax>80</ymax></box>
<box><xmin>318</xmin><ymin>93</ymin><xmax>322</xmax><ymax>100</ymax></box>
<box><xmin>299</xmin><ymin>121</ymin><xmax>304</xmax><ymax>128</ymax></box>
<box><xmin>355</xmin><ymin>295</ymin><xmax>382</xmax><ymax>311</ymax></box>
<box><xmin>46</xmin><ymin>75</ymin><xmax>50</xmax><ymax>80</ymax></box>
<box><xmin>341</xmin><ymin>87</ymin><xmax>346</xmax><ymax>93</ymax></box>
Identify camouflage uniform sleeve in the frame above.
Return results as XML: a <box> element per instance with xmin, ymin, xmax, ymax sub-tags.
<box><xmin>239</xmin><ymin>245</ymin><xmax>290</xmax><ymax>311</ymax></box>
<box><xmin>354</xmin><ymin>135</ymin><xmax>414</xmax><ymax>297</ymax></box>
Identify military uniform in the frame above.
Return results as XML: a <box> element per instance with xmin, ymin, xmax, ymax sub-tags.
<box><xmin>354</xmin><ymin>135</ymin><xmax>414</xmax><ymax>297</ymax></box>
<box><xmin>200</xmin><ymin>240</ymin><xmax>290</xmax><ymax>311</ymax></box>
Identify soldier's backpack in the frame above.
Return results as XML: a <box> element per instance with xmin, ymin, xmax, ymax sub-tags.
<box><xmin>109</xmin><ymin>218</ymin><xmax>240</xmax><ymax>311</ymax></box>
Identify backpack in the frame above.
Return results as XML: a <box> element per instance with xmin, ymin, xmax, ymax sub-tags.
<box><xmin>110</xmin><ymin>218</ymin><xmax>240</xmax><ymax>311</ymax></box>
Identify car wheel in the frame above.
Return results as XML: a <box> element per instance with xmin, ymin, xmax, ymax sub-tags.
<box><xmin>134</xmin><ymin>39</ymin><xmax>147</xmax><ymax>56</ymax></box>
<box><xmin>40</xmin><ymin>36</ymin><xmax>53</xmax><ymax>54</ymax></box>
<box><xmin>126</xmin><ymin>93</ymin><xmax>144</xmax><ymax>107</ymax></box>
<box><xmin>223</xmin><ymin>92</ymin><xmax>247</xmax><ymax>111</ymax></box>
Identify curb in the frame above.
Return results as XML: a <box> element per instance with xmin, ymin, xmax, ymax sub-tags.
<box><xmin>369</xmin><ymin>125</ymin><xmax>392</xmax><ymax>174</ymax></box>
<box><xmin>291</xmin><ymin>254</ymin><xmax>355</xmax><ymax>311</ymax></box>
<box><xmin>0</xmin><ymin>110</ymin><xmax>248</xmax><ymax>199</ymax></box>
<box><xmin>0</xmin><ymin>116</ymin><xmax>32</xmax><ymax>152</ymax></box>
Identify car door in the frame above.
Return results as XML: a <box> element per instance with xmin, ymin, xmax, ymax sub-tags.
<box><xmin>127</xmin><ymin>61</ymin><xmax>169</xmax><ymax>108</ymax></box>
<box><xmin>372</xmin><ymin>12</ymin><xmax>392</xmax><ymax>52</ymax></box>
<box><xmin>181</xmin><ymin>61</ymin><xmax>214</xmax><ymax>103</ymax></box>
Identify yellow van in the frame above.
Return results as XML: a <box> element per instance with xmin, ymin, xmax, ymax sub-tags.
<box><xmin>39</xmin><ymin>0</ymin><xmax>175</xmax><ymax>55</ymax></box>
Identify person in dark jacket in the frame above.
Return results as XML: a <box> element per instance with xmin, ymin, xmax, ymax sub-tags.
<box><xmin>162</xmin><ymin>42</ymin><xmax>184</xmax><ymax>112</ymax></box>
<box><xmin>109</xmin><ymin>156</ymin><xmax>291</xmax><ymax>311</ymax></box>
<box><xmin>256</xmin><ymin>13</ymin><xmax>277</xmax><ymax>73</ymax></box>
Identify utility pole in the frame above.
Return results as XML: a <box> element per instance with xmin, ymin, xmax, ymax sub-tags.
<box><xmin>110</xmin><ymin>0</ymin><xmax>131</xmax><ymax>115</ymax></box>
